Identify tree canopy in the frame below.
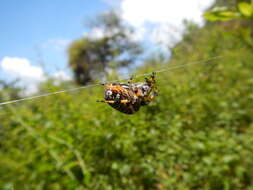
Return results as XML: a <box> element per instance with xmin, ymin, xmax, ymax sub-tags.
<box><xmin>68</xmin><ymin>11</ymin><xmax>142</xmax><ymax>85</ymax></box>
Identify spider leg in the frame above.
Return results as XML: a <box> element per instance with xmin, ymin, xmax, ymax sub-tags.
<box><xmin>146</xmin><ymin>72</ymin><xmax>158</xmax><ymax>96</ymax></box>
<box><xmin>144</xmin><ymin>95</ymin><xmax>155</xmax><ymax>102</ymax></box>
<box><xmin>97</xmin><ymin>100</ymin><xmax>115</xmax><ymax>104</ymax></box>
<box><xmin>143</xmin><ymin>75</ymin><xmax>157</xmax><ymax>99</ymax></box>
<box><xmin>97</xmin><ymin>100</ymin><xmax>130</xmax><ymax>104</ymax></box>
<box><xmin>154</xmin><ymin>88</ymin><xmax>159</xmax><ymax>96</ymax></box>
<box><xmin>120</xmin><ymin>100</ymin><xmax>130</xmax><ymax>104</ymax></box>
<box><xmin>145</xmin><ymin>72</ymin><xmax>156</xmax><ymax>84</ymax></box>
<box><xmin>151</xmin><ymin>72</ymin><xmax>156</xmax><ymax>81</ymax></box>
<box><xmin>128</xmin><ymin>75</ymin><xmax>134</xmax><ymax>84</ymax></box>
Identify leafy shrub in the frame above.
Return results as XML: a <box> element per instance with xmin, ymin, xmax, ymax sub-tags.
<box><xmin>0</xmin><ymin>17</ymin><xmax>253</xmax><ymax>190</ymax></box>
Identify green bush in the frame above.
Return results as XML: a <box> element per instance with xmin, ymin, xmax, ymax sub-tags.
<box><xmin>0</xmin><ymin>22</ymin><xmax>253</xmax><ymax>190</ymax></box>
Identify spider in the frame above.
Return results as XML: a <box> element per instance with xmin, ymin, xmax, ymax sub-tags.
<box><xmin>97</xmin><ymin>72</ymin><xmax>158</xmax><ymax>114</ymax></box>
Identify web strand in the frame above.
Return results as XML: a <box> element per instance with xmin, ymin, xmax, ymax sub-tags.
<box><xmin>0</xmin><ymin>55</ymin><xmax>224</xmax><ymax>106</ymax></box>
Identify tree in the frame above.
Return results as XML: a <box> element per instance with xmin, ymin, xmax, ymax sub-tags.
<box><xmin>68</xmin><ymin>11</ymin><xmax>142</xmax><ymax>85</ymax></box>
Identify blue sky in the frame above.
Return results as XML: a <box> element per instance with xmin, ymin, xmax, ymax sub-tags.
<box><xmin>0</xmin><ymin>0</ymin><xmax>215</xmax><ymax>94</ymax></box>
<box><xmin>0</xmin><ymin>0</ymin><xmax>110</xmax><ymax>75</ymax></box>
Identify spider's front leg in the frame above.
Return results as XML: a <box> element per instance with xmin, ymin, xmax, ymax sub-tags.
<box><xmin>144</xmin><ymin>72</ymin><xmax>158</xmax><ymax>97</ymax></box>
<box><xmin>145</xmin><ymin>72</ymin><xmax>156</xmax><ymax>84</ymax></box>
<box><xmin>151</xmin><ymin>72</ymin><xmax>156</xmax><ymax>82</ymax></box>
<box><xmin>97</xmin><ymin>100</ymin><xmax>130</xmax><ymax>104</ymax></box>
<box><xmin>153</xmin><ymin>83</ymin><xmax>159</xmax><ymax>97</ymax></box>
<box><xmin>127</xmin><ymin>75</ymin><xmax>134</xmax><ymax>84</ymax></box>
<box><xmin>97</xmin><ymin>100</ymin><xmax>115</xmax><ymax>104</ymax></box>
<box><xmin>143</xmin><ymin>95</ymin><xmax>155</xmax><ymax>102</ymax></box>
<box><xmin>140</xmin><ymin>95</ymin><xmax>155</xmax><ymax>106</ymax></box>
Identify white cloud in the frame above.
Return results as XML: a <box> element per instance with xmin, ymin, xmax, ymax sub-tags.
<box><xmin>51</xmin><ymin>70</ymin><xmax>72</xmax><ymax>86</ymax></box>
<box><xmin>86</xmin><ymin>27</ymin><xmax>125</xmax><ymax>40</ymax></box>
<box><xmin>42</xmin><ymin>38</ymin><xmax>71</xmax><ymax>51</ymax></box>
<box><xmin>52</xmin><ymin>71</ymin><xmax>71</xmax><ymax>81</ymax></box>
<box><xmin>128</xmin><ymin>25</ymin><xmax>146</xmax><ymax>42</ymax></box>
<box><xmin>0</xmin><ymin>57</ymin><xmax>46</xmax><ymax>95</ymax></box>
<box><xmin>0</xmin><ymin>57</ymin><xmax>73</xmax><ymax>94</ymax></box>
<box><xmin>88</xmin><ymin>27</ymin><xmax>107</xmax><ymax>39</ymax></box>
<box><xmin>120</xmin><ymin>0</ymin><xmax>215</xmax><ymax>45</ymax></box>
<box><xmin>102</xmin><ymin>0</ymin><xmax>121</xmax><ymax>7</ymax></box>
<box><xmin>150</xmin><ymin>23</ymin><xmax>184</xmax><ymax>47</ymax></box>
<box><xmin>121</xmin><ymin>0</ymin><xmax>214</xmax><ymax>27</ymax></box>
<box><xmin>85</xmin><ymin>25</ymin><xmax>143</xmax><ymax>44</ymax></box>
<box><xmin>1</xmin><ymin>57</ymin><xmax>45</xmax><ymax>81</ymax></box>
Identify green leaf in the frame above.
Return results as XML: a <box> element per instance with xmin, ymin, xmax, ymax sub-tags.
<box><xmin>204</xmin><ymin>11</ymin><xmax>240</xmax><ymax>21</ymax></box>
<box><xmin>238</xmin><ymin>2</ymin><xmax>253</xmax><ymax>18</ymax></box>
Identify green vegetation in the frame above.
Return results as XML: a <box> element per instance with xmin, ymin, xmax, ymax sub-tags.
<box><xmin>1</xmin><ymin>5</ymin><xmax>253</xmax><ymax>190</ymax></box>
<box><xmin>204</xmin><ymin>0</ymin><xmax>253</xmax><ymax>21</ymax></box>
<box><xmin>0</xmin><ymin>80</ymin><xmax>21</xmax><ymax>102</ymax></box>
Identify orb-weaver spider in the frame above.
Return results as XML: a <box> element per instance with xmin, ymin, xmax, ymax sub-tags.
<box><xmin>97</xmin><ymin>72</ymin><xmax>158</xmax><ymax>114</ymax></box>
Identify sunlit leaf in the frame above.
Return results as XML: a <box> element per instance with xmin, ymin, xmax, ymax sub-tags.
<box><xmin>204</xmin><ymin>10</ymin><xmax>240</xmax><ymax>21</ymax></box>
<box><xmin>238</xmin><ymin>2</ymin><xmax>253</xmax><ymax>18</ymax></box>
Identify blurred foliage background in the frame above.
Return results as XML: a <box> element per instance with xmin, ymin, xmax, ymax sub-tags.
<box><xmin>1</xmin><ymin>0</ymin><xmax>253</xmax><ymax>189</ymax></box>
